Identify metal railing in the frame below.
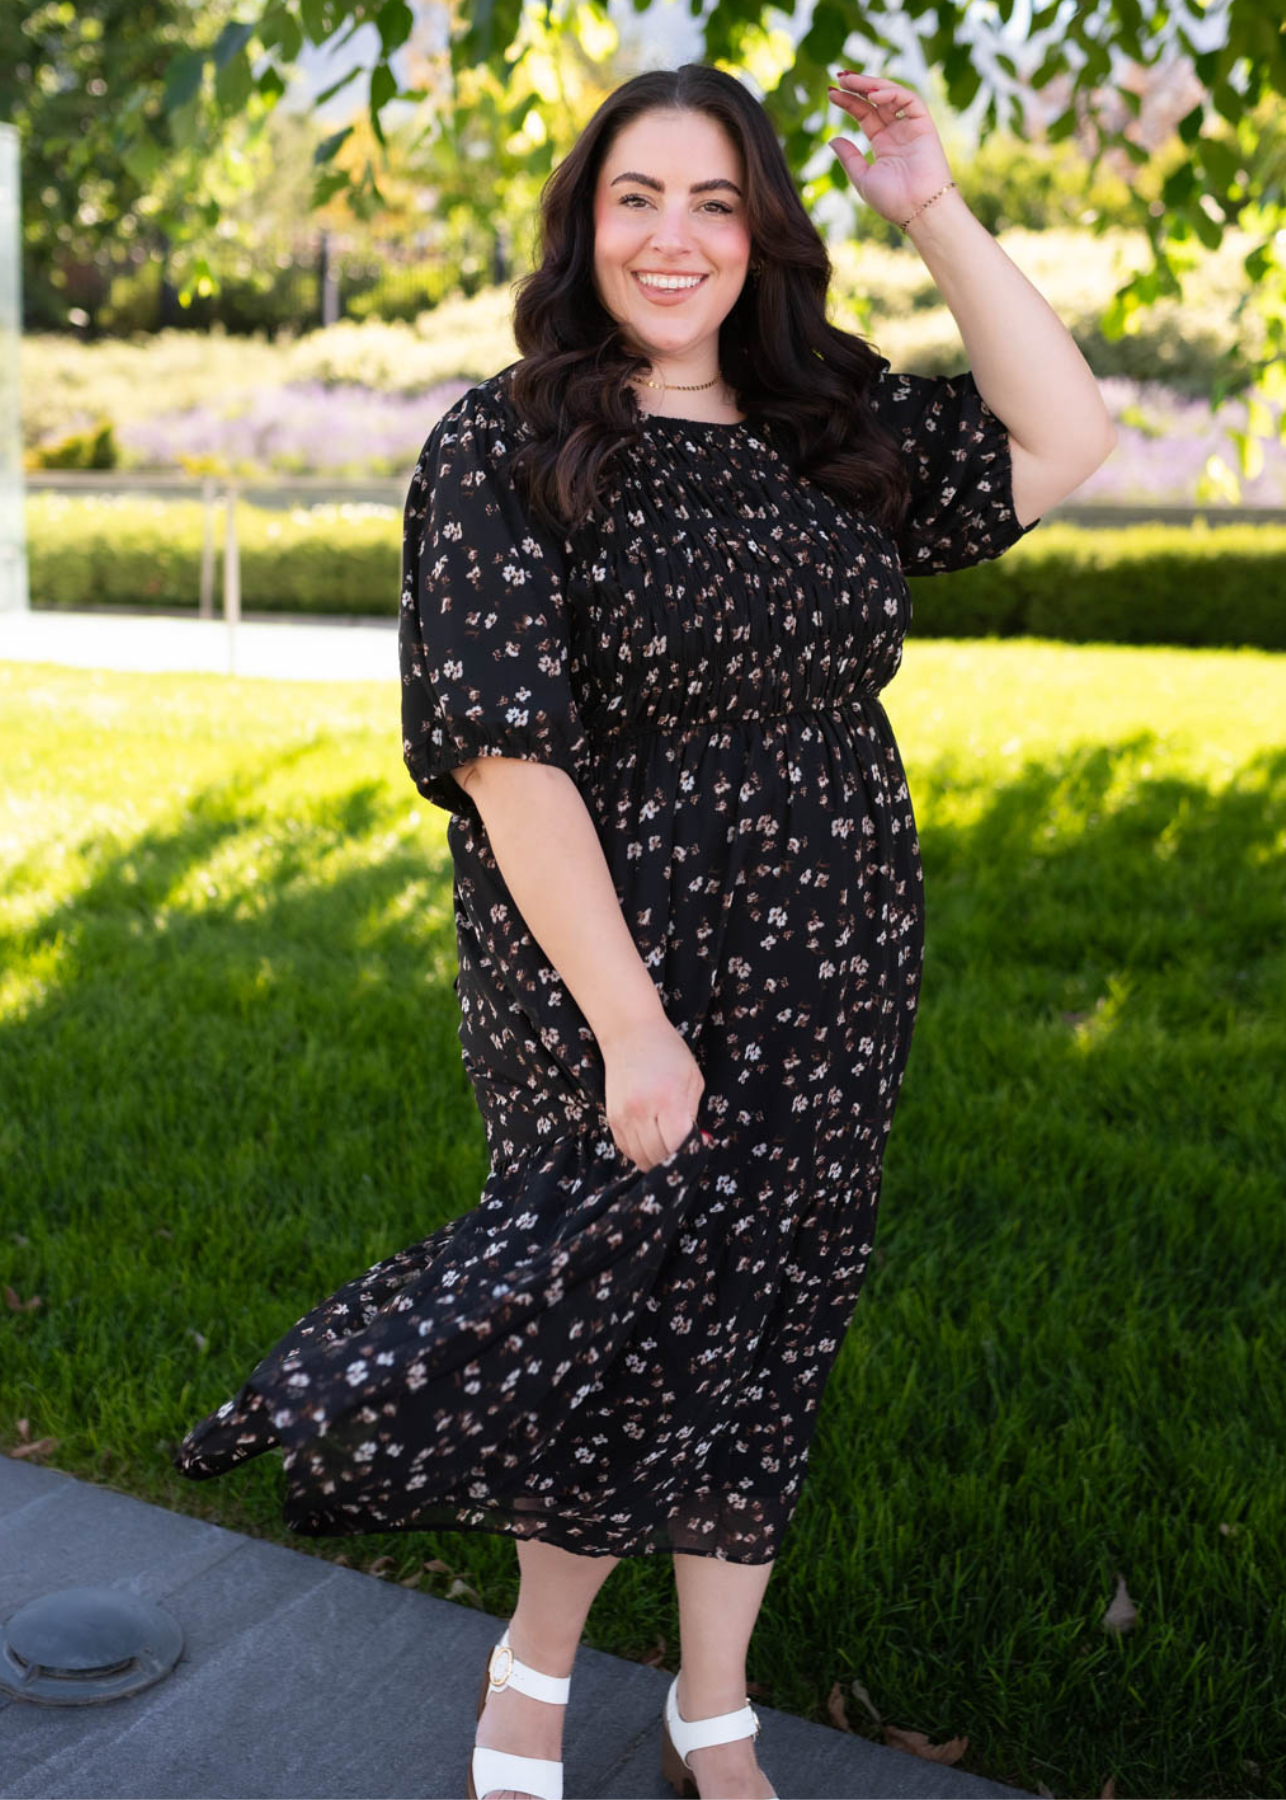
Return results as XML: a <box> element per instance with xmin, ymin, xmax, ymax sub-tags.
<box><xmin>26</xmin><ymin>469</ymin><xmax>406</xmax><ymax>624</ymax></box>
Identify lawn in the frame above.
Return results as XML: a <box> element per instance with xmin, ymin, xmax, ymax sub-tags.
<box><xmin>1</xmin><ymin>640</ymin><xmax>1282</xmax><ymax>1800</ymax></box>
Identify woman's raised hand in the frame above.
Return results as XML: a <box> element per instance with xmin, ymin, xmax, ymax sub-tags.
<box><xmin>826</xmin><ymin>70</ymin><xmax>956</xmax><ymax>227</ymax></box>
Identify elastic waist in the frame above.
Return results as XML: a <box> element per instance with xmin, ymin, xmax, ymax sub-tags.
<box><xmin>588</xmin><ymin>693</ymin><xmax>883</xmax><ymax>741</ymax></box>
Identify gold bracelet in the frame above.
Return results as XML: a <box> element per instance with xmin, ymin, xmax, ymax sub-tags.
<box><xmin>898</xmin><ymin>180</ymin><xmax>957</xmax><ymax>232</ymax></box>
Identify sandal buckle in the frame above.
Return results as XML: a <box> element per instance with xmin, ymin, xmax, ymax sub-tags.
<box><xmin>488</xmin><ymin>1644</ymin><xmax>513</xmax><ymax>1688</ymax></box>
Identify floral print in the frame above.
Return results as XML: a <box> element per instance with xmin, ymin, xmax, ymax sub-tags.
<box><xmin>172</xmin><ymin>357</ymin><xmax>1039</xmax><ymax>1565</ymax></box>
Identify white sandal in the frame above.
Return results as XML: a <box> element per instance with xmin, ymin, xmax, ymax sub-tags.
<box><xmin>661</xmin><ymin>1673</ymin><xmax>770</xmax><ymax>1799</ymax></box>
<box><xmin>465</xmin><ymin>1623</ymin><xmax>573</xmax><ymax>1800</ymax></box>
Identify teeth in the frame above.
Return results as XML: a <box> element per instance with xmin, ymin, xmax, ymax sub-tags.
<box><xmin>636</xmin><ymin>273</ymin><xmax>705</xmax><ymax>290</ymax></box>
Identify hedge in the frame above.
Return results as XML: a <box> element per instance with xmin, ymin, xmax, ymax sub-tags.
<box><xmin>22</xmin><ymin>493</ymin><xmax>1286</xmax><ymax>653</ymax></box>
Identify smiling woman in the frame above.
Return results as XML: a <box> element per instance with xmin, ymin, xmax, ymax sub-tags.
<box><xmin>173</xmin><ymin>59</ymin><xmax>1058</xmax><ymax>1800</ymax></box>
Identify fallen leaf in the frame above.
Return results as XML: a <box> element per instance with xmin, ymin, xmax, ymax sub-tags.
<box><xmin>1100</xmin><ymin>1778</ymin><xmax>1116</xmax><ymax>1797</ymax></box>
<box><xmin>849</xmin><ymin>1676</ymin><xmax>882</xmax><ymax>1726</ymax></box>
<box><xmin>882</xmin><ymin>1724</ymin><xmax>968</xmax><ymax>1765</ymax></box>
<box><xmin>641</xmin><ymin>1635</ymin><xmax>668</xmax><ymax>1668</ymax></box>
<box><xmin>5</xmin><ymin>1286</ymin><xmax>41</xmax><ymax>1312</ymax></box>
<box><xmin>368</xmin><ymin>1555</ymin><xmax>395</xmax><ymax>1574</ymax></box>
<box><xmin>826</xmin><ymin>1680</ymin><xmax>853</xmax><ymax>1732</ymax></box>
<box><xmin>10</xmin><ymin>1437</ymin><xmax>59</xmax><ymax>1459</ymax></box>
<box><xmin>1102</xmin><ymin>1572</ymin><xmax>1139</xmax><ymax>1634</ymax></box>
<box><xmin>446</xmin><ymin>1577</ymin><xmax>481</xmax><ymax>1604</ymax></box>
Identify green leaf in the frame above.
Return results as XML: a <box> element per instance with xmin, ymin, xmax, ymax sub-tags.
<box><xmin>1192</xmin><ymin>206</ymin><xmax>1223</xmax><ymax>251</ymax></box>
<box><xmin>314</xmin><ymin>66</ymin><xmax>362</xmax><ymax>107</ymax></box>
<box><xmin>300</xmin><ymin>0</ymin><xmax>329</xmax><ymax>45</ymax></box>
<box><xmin>215</xmin><ymin>50</ymin><xmax>254</xmax><ymax>112</ymax></box>
<box><xmin>256</xmin><ymin>65</ymin><xmax>286</xmax><ymax>102</ymax></box>
<box><xmin>168</xmin><ymin>95</ymin><xmax>201</xmax><ymax>151</ymax></box>
<box><xmin>370</xmin><ymin>61</ymin><xmax>398</xmax><ymax>112</ymax></box>
<box><xmin>1198</xmin><ymin>135</ymin><xmax>1241</xmax><ymax>193</ymax></box>
<box><xmin>1211</xmin><ymin>80</ymin><xmax>1241</xmax><ymax>125</ymax></box>
<box><xmin>121</xmin><ymin>136</ymin><xmax>163</xmax><ymax>189</ymax></box>
<box><xmin>1244</xmin><ymin>243</ymin><xmax>1272</xmax><ymax>282</ymax></box>
<box><xmin>310</xmin><ymin>168</ymin><xmax>351</xmax><ymax>207</ymax></box>
<box><xmin>1228</xmin><ymin>428</ymin><xmax>1264</xmax><ymax>480</ymax></box>
<box><xmin>163</xmin><ymin>49</ymin><xmax>206</xmax><ymax>114</ymax></box>
<box><xmin>801</xmin><ymin>1</ymin><xmax>851</xmax><ymax>63</ymax></box>
<box><xmin>213</xmin><ymin>21</ymin><xmax>256</xmax><ymax>69</ymax></box>
<box><xmin>1177</xmin><ymin>102</ymin><xmax>1204</xmax><ymax>145</ymax></box>
<box><xmin>946</xmin><ymin>61</ymin><xmax>981</xmax><ymax>109</ymax></box>
<box><xmin>1162</xmin><ymin>164</ymin><xmax>1196</xmax><ymax>207</ymax></box>
<box><xmin>376</xmin><ymin>0</ymin><xmax>415</xmax><ymax>56</ymax></box>
<box><xmin>256</xmin><ymin>3</ymin><xmax>290</xmax><ymax>52</ymax></box>
<box><xmin>278</xmin><ymin>10</ymin><xmax>303</xmax><ymax>60</ymax></box>
<box><xmin>313</xmin><ymin>125</ymin><xmax>353</xmax><ymax>165</ymax></box>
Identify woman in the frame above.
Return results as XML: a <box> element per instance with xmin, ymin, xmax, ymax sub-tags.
<box><xmin>174</xmin><ymin>62</ymin><xmax>1114</xmax><ymax>1800</ymax></box>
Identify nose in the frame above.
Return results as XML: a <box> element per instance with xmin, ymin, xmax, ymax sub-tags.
<box><xmin>646</xmin><ymin>205</ymin><xmax>700</xmax><ymax>256</ymax></box>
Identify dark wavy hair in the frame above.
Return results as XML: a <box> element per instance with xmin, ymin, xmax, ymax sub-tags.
<box><xmin>505</xmin><ymin>63</ymin><xmax>911</xmax><ymax>540</ymax></box>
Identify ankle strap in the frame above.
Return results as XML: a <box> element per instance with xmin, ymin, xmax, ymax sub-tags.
<box><xmin>488</xmin><ymin>1625</ymin><xmax>573</xmax><ymax>1704</ymax></box>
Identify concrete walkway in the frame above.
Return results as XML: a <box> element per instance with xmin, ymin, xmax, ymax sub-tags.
<box><xmin>1</xmin><ymin>1459</ymin><xmax>1034</xmax><ymax>1800</ymax></box>
<box><xmin>0</xmin><ymin>606</ymin><xmax>398</xmax><ymax>683</ymax></box>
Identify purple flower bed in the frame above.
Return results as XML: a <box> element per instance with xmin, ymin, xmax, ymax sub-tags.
<box><xmin>117</xmin><ymin>378</ymin><xmax>475</xmax><ymax>477</ymax></box>
<box><xmin>114</xmin><ymin>371</ymin><xmax>1286</xmax><ymax>503</ymax></box>
<box><xmin>1079</xmin><ymin>376</ymin><xmax>1286</xmax><ymax>506</ymax></box>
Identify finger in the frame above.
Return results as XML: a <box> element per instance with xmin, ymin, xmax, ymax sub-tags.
<box><xmin>617</xmin><ymin>1124</ymin><xmax>649</xmax><ymax>1172</ymax></box>
<box><xmin>830</xmin><ymin>101</ymin><xmax>887</xmax><ymax>143</ymax></box>
<box><xmin>834</xmin><ymin>73</ymin><xmax>920</xmax><ymax>115</ymax></box>
<box><xmin>828</xmin><ymin>85</ymin><xmax>884</xmax><ymax>118</ymax></box>
<box><xmin>630</xmin><ymin>1116</ymin><xmax>662</xmax><ymax>1173</ymax></box>
<box><xmin>653</xmin><ymin>1108</ymin><xmax>690</xmax><ymax>1166</ymax></box>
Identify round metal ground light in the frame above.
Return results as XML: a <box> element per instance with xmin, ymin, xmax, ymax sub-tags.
<box><xmin>0</xmin><ymin>1586</ymin><xmax>184</xmax><ymax>1705</ymax></box>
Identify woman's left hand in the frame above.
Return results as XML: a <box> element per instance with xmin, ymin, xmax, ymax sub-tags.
<box><xmin>826</xmin><ymin>71</ymin><xmax>955</xmax><ymax>228</ymax></box>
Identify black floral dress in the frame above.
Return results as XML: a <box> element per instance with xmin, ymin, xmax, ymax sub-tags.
<box><xmin>173</xmin><ymin>357</ymin><xmax>1040</xmax><ymax>1564</ymax></box>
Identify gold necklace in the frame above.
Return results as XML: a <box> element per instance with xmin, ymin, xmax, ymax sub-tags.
<box><xmin>632</xmin><ymin>372</ymin><xmax>721</xmax><ymax>392</ymax></box>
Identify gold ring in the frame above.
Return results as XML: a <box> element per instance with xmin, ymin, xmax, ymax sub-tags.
<box><xmin>895</xmin><ymin>107</ymin><xmax>906</xmax><ymax>118</ymax></box>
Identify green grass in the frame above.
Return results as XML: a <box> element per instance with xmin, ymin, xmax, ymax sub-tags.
<box><xmin>2</xmin><ymin>640</ymin><xmax>1283</xmax><ymax>1799</ymax></box>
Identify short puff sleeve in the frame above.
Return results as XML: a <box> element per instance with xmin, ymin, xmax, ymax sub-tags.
<box><xmin>865</xmin><ymin>355</ymin><xmax>1042</xmax><ymax>575</ymax></box>
<box><xmin>399</xmin><ymin>380</ymin><xmax>592</xmax><ymax>821</ymax></box>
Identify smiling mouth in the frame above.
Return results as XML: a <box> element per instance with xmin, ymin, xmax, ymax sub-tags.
<box><xmin>632</xmin><ymin>272</ymin><xmax>710</xmax><ymax>294</ymax></box>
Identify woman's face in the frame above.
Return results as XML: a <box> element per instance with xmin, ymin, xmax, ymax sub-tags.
<box><xmin>592</xmin><ymin>107</ymin><xmax>752</xmax><ymax>368</ymax></box>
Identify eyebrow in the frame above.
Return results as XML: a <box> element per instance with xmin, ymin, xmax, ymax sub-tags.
<box><xmin>609</xmin><ymin>171</ymin><xmax>743</xmax><ymax>198</ymax></box>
